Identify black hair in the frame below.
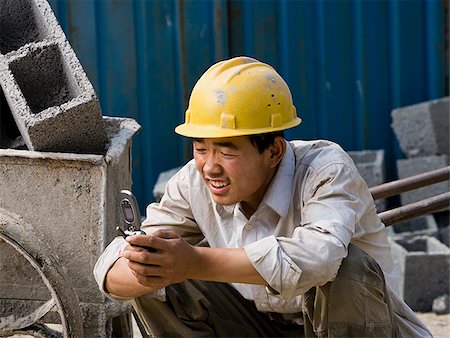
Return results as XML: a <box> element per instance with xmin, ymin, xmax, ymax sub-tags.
<box><xmin>248</xmin><ymin>131</ymin><xmax>285</xmax><ymax>153</ymax></box>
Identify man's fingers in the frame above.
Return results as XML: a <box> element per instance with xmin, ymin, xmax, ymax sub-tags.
<box><xmin>133</xmin><ymin>273</ymin><xmax>166</xmax><ymax>289</ymax></box>
<box><xmin>123</xmin><ymin>247</ymin><xmax>158</xmax><ymax>265</ymax></box>
<box><xmin>126</xmin><ymin>234</ymin><xmax>159</xmax><ymax>250</ymax></box>
<box><xmin>126</xmin><ymin>231</ymin><xmax>178</xmax><ymax>250</ymax></box>
<box><xmin>127</xmin><ymin>260</ymin><xmax>160</xmax><ymax>276</ymax></box>
<box><xmin>124</xmin><ymin>243</ymin><xmax>147</xmax><ymax>252</ymax></box>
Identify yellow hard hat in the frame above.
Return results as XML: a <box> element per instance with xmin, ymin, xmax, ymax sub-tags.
<box><xmin>175</xmin><ymin>56</ymin><xmax>301</xmax><ymax>138</ymax></box>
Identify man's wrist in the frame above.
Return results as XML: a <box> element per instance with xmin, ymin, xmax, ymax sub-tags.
<box><xmin>190</xmin><ymin>246</ymin><xmax>208</xmax><ymax>280</ymax></box>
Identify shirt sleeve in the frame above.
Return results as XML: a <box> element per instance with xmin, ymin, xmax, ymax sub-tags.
<box><xmin>93</xmin><ymin>237</ymin><xmax>134</xmax><ymax>301</ymax></box>
<box><xmin>93</xmin><ymin>162</ymin><xmax>203</xmax><ymax>301</ymax></box>
<box><xmin>93</xmin><ymin>237</ymin><xmax>166</xmax><ymax>302</ymax></box>
<box><xmin>245</xmin><ymin>161</ymin><xmax>372</xmax><ymax>298</ymax></box>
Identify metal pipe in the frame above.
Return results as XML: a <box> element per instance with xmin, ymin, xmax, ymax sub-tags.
<box><xmin>378</xmin><ymin>192</ymin><xmax>450</xmax><ymax>226</ymax></box>
<box><xmin>370</xmin><ymin>166</ymin><xmax>450</xmax><ymax>200</ymax></box>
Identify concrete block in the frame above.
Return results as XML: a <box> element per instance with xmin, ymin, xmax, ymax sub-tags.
<box><xmin>391</xmin><ymin>96</ymin><xmax>450</xmax><ymax>157</ymax></box>
<box><xmin>0</xmin><ymin>0</ymin><xmax>55</xmax><ymax>55</ymax></box>
<box><xmin>439</xmin><ymin>226</ymin><xmax>450</xmax><ymax>248</ymax></box>
<box><xmin>152</xmin><ymin>166</ymin><xmax>182</xmax><ymax>202</ymax></box>
<box><xmin>432</xmin><ymin>294</ymin><xmax>450</xmax><ymax>314</ymax></box>
<box><xmin>348</xmin><ymin>150</ymin><xmax>385</xmax><ymax>187</ymax></box>
<box><xmin>396</xmin><ymin>155</ymin><xmax>449</xmax><ymax>205</ymax></box>
<box><xmin>348</xmin><ymin>149</ymin><xmax>386</xmax><ymax>211</ymax></box>
<box><xmin>391</xmin><ymin>236</ymin><xmax>450</xmax><ymax>311</ymax></box>
<box><xmin>0</xmin><ymin>117</ymin><xmax>140</xmax><ymax>306</ymax></box>
<box><xmin>392</xmin><ymin>215</ymin><xmax>439</xmax><ymax>240</ymax></box>
<box><xmin>0</xmin><ymin>0</ymin><xmax>107</xmax><ymax>154</ymax></box>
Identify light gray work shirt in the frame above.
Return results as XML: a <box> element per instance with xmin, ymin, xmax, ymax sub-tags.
<box><xmin>94</xmin><ymin>140</ymin><xmax>431</xmax><ymax>337</ymax></box>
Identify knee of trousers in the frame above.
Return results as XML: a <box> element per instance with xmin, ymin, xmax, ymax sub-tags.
<box><xmin>319</xmin><ymin>243</ymin><xmax>392</xmax><ymax>324</ymax></box>
<box><xmin>336</xmin><ymin>243</ymin><xmax>386</xmax><ymax>290</ymax></box>
<box><xmin>301</xmin><ymin>244</ymin><xmax>396</xmax><ymax>336</ymax></box>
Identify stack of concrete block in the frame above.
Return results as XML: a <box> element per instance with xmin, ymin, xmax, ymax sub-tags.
<box><xmin>391</xmin><ymin>98</ymin><xmax>450</xmax><ymax>313</ymax></box>
<box><xmin>391</xmin><ymin>97</ymin><xmax>450</xmax><ymax>239</ymax></box>
<box><xmin>0</xmin><ymin>0</ymin><xmax>107</xmax><ymax>154</ymax></box>
<box><xmin>396</xmin><ymin>155</ymin><xmax>449</xmax><ymax>206</ymax></box>
<box><xmin>391</xmin><ymin>97</ymin><xmax>449</xmax><ymax>206</ymax></box>
<box><xmin>390</xmin><ymin>236</ymin><xmax>450</xmax><ymax>312</ymax></box>
<box><xmin>391</xmin><ymin>97</ymin><xmax>450</xmax><ymax>242</ymax></box>
<box><xmin>348</xmin><ymin>149</ymin><xmax>386</xmax><ymax>211</ymax></box>
<box><xmin>391</xmin><ymin>215</ymin><xmax>439</xmax><ymax>240</ymax></box>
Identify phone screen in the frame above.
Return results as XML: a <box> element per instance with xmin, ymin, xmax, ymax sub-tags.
<box><xmin>122</xmin><ymin>202</ymin><xmax>134</xmax><ymax>223</ymax></box>
<box><xmin>122</xmin><ymin>201</ymin><xmax>135</xmax><ymax>223</ymax></box>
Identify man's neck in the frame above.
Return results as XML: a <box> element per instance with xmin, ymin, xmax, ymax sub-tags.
<box><xmin>240</xmin><ymin>201</ymin><xmax>257</xmax><ymax>219</ymax></box>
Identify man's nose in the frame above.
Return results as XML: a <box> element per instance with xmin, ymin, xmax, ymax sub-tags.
<box><xmin>203</xmin><ymin>154</ymin><xmax>221</xmax><ymax>175</ymax></box>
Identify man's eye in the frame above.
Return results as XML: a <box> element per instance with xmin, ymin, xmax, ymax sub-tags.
<box><xmin>220</xmin><ymin>152</ymin><xmax>235</xmax><ymax>158</ymax></box>
<box><xmin>195</xmin><ymin>148</ymin><xmax>206</xmax><ymax>153</ymax></box>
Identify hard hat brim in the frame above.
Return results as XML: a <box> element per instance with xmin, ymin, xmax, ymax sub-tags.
<box><xmin>175</xmin><ymin>117</ymin><xmax>302</xmax><ymax>139</ymax></box>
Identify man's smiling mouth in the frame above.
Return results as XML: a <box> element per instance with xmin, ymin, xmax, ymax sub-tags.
<box><xmin>209</xmin><ymin>180</ymin><xmax>229</xmax><ymax>188</ymax></box>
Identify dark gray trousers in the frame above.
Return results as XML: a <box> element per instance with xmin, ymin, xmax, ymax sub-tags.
<box><xmin>132</xmin><ymin>244</ymin><xmax>399</xmax><ymax>337</ymax></box>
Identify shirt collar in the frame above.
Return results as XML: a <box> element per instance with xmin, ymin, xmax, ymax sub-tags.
<box><xmin>261</xmin><ymin>141</ymin><xmax>295</xmax><ymax>217</ymax></box>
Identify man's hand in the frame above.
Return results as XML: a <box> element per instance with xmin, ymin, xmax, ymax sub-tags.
<box><xmin>123</xmin><ymin>230</ymin><xmax>199</xmax><ymax>289</ymax></box>
<box><xmin>119</xmin><ymin>229</ymin><xmax>266</xmax><ymax>294</ymax></box>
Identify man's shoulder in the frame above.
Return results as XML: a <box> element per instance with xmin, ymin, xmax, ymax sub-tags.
<box><xmin>169</xmin><ymin>159</ymin><xmax>211</xmax><ymax>196</ymax></box>
<box><xmin>288</xmin><ymin>139</ymin><xmax>354</xmax><ymax>170</ymax></box>
<box><xmin>170</xmin><ymin>159</ymin><xmax>203</xmax><ymax>185</ymax></box>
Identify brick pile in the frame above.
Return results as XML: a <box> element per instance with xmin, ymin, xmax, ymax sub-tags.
<box><xmin>390</xmin><ymin>96</ymin><xmax>450</xmax><ymax>313</ymax></box>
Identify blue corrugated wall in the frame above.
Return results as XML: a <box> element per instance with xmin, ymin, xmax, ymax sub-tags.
<box><xmin>48</xmin><ymin>0</ymin><xmax>448</xmax><ymax>211</ymax></box>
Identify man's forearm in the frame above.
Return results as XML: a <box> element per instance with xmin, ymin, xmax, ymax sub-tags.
<box><xmin>192</xmin><ymin>247</ymin><xmax>267</xmax><ymax>285</ymax></box>
<box><xmin>105</xmin><ymin>257</ymin><xmax>156</xmax><ymax>298</ymax></box>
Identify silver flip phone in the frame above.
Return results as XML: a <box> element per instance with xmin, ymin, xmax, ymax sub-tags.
<box><xmin>117</xmin><ymin>190</ymin><xmax>146</xmax><ymax>238</ymax></box>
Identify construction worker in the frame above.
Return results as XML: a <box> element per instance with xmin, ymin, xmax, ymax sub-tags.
<box><xmin>94</xmin><ymin>57</ymin><xmax>431</xmax><ymax>337</ymax></box>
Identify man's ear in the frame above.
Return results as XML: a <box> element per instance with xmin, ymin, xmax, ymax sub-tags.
<box><xmin>269</xmin><ymin>136</ymin><xmax>286</xmax><ymax>168</ymax></box>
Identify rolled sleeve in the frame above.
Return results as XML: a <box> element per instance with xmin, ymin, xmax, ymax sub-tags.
<box><xmin>93</xmin><ymin>237</ymin><xmax>167</xmax><ymax>302</ymax></box>
<box><xmin>93</xmin><ymin>237</ymin><xmax>131</xmax><ymax>301</ymax></box>
<box><xmin>279</xmin><ymin>227</ymin><xmax>348</xmax><ymax>293</ymax></box>
<box><xmin>244</xmin><ymin>235</ymin><xmax>302</xmax><ymax>299</ymax></box>
<box><xmin>244</xmin><ymin>228</ymin><xmax>347</xmax><ymax>302</ymax></box>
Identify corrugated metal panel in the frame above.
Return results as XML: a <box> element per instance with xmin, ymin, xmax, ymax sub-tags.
<box><xmin>47</xmin><ymin>0</ymin><xmax>448</xmax><ymax>210</ymax></box>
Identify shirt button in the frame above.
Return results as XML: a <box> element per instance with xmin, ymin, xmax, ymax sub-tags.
<box><xmin>244</xmin><ymin>224</ymin><xmax>252</xmax><ymax>231</ymax></box>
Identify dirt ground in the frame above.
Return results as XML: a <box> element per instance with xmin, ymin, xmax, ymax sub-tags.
<box><xmin>416</xmin><ymin>312</ymin><xmax>450</xmax><ymax>338</ymax></box>
<box><xmin>132</xmin><ymin>312</ymin><xmax>450</xmax><ymax>337</ymax></box>
<box><xmin>8</xmin><ymin>311</ymin><xmax>450</xmax><ymax>337</ymax></box>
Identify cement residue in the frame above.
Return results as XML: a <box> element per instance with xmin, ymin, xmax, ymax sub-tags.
<box><xmin>215</xmin><ymin>90</ymin><xmax>226</xmax><ymax>105</ymax></box>
<box><xmin>104</xmin><ymin>117</ymin><xmax>141</xmax><ymax>165</ymax></box>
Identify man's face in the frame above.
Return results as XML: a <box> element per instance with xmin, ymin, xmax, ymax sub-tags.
<box><xmin>193</xmin><ymin>136</ymin><xmax>277</xmax><ymax>211</ymax></box>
